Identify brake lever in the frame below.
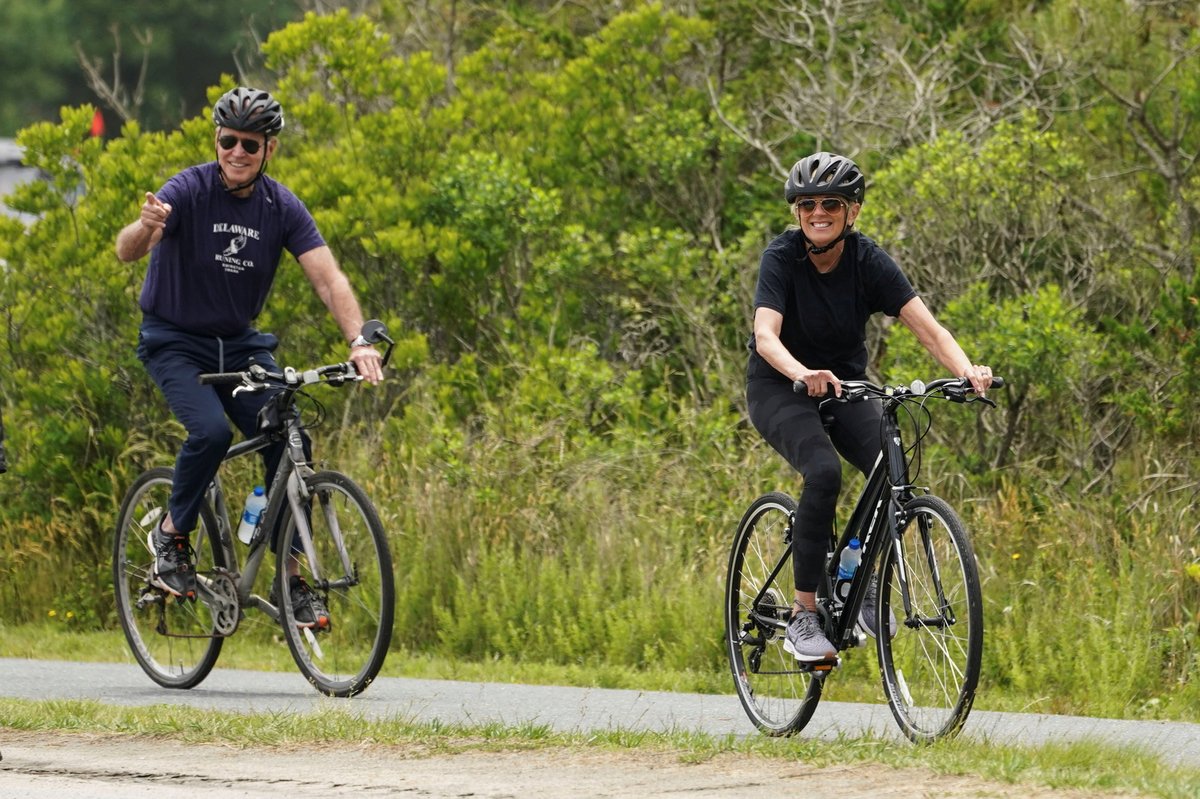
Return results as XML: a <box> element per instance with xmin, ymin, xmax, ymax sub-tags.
<box><xmin>232</xmin><ymin>379</ymin><xmax>266</xmax><ymax>398</ymax></box>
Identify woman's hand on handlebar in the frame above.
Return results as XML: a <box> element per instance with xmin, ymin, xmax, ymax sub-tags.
<box><xmin>962</xmin><ymin>364</ymin><xmax>994</xmax><ymax>397</ymax></box>
<box><xmin>792</xmin><ymin>368</ymin><xmax>841</xmax><ymax>398</ymax></box>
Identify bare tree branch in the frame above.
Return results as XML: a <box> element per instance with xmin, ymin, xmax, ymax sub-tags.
<box><xmin>75</xmin><ymin>25</ymin><xmax>151</xmax><ymax>125</ymax></box>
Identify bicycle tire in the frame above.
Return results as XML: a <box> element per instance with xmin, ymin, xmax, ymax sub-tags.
<box><xmin>725</xmin><ymin>492</ymin><xmax>823</xmax><ymax>736</ymax></box>
<box><xmin>876</xmin><ymin>494</ymin><xmax>982</xmax><ymax>742</ymax></box>
<box><xmin>276</xmin><ymin>470</ymin><xmax>394</xmax><ymax>697</ymax></box>
<box><xmin>113</xmin><ymin>467</ymin><xmax>227</xmax><ymax>689</ymax></box>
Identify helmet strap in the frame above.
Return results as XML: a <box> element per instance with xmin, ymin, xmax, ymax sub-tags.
<box><xmin>806</xmin><ymin>219</ymin><xmax>854</xmax><ymax>255</ymax></box>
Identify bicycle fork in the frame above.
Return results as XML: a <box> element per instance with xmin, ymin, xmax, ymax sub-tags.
<box><xmin>889</xmin><ymin>509</ymin><xmax>957</xmax><ymax>630</ymax></box>
<box><xmin>284</xmin><ymin>467</ymin><xmax>358</xmax><ymax>591</ymax></box>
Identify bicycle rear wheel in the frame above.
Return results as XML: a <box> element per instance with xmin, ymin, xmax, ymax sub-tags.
<box><xmin>276</xmin><ymin>470</ymin><xmax>394</xmax><ymax>697</ymax></box>
<box><xmin>113</xmin><ymin>467</ymin><xmax>226</xmax><ymax>689</ymax></box>
<box><xmin>877</xmin><ymin>494</ymin><xmax>982</xmax><ymax>742</ymax></box>
<box><xmin>725</xmin><ymin>492</ymin><xmax>823</xmax><ymax>736</ymax></box>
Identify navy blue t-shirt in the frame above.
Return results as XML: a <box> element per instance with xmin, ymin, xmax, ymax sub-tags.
<box><xmin>138</xmin><ymin>162</ymin><xmax>325</xmax><ymax>336</ymax></box>
<box><xmin>747</xmin><ymin>230</ymin><xmax>917</xmax><ymax>381</ymax></box>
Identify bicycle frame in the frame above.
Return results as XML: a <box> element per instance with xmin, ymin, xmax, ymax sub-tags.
<box><xmin>199</xmin><ymin>408</ymin><xmax>320</xmax><ymax>625</ymax></box>
<box><xmin>743</xmin><ymin>396</ymin><xmax>924</xmax><ymax>659</ymax></box>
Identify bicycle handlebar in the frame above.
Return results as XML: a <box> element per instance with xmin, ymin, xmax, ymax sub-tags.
<box><xmin>197</xmin><ymin>372</ymin><xmax>253</xmax><ymax>386</ymax></box>
<box><xmin>198</xmin><ymin>361</ymin><xmax>359</xmax><ymax>390</ymax></box>
<box><xmin>799</xmin><ymin>375</ymin><xmax>1006</xmax><ymax>410</ymax></box>
<box><xmin>197</xmin><ymin>320</ymin><xmax>394</xmax><ymax>391</ymax></box>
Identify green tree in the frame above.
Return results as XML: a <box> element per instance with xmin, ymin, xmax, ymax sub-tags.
<box><xmin>0</xmin><ymin>0</ymin><xmax>300</xmax><ymax>135</ymax></box>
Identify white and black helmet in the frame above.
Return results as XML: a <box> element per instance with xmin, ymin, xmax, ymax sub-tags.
<box><xmin>212</xmin><ymin>87</ymin><xmax>285</xmax><ymax>137</ymax></box>
<box><xmin>784</xmin><ymin>151</ymin><xmax>865</xmax><ymax>205</ymax></box>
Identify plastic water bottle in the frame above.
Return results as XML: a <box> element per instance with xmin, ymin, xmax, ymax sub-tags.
<box><xmin>237</xmin><ymin>486</ymin><xmax>266</xmax><ymax>545</ymax></box>
<box><xmin>837</xmin><ymin>537</ymin><xmax>862</xmax><ymax>580</ymax></box>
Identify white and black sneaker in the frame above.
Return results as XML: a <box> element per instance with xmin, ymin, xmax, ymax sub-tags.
<box><xmin>148</xmin><ymin>523</ymin><xmax>197</xmax><ymax>600</ymax></box>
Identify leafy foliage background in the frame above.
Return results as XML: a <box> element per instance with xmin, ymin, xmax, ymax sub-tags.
<box><xmin>1</xmin><ymin>1</ymin><xmax>1197</xmax><ymax>719</ymax></box>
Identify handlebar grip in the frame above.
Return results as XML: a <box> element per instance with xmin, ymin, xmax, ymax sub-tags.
<box><xmin>197</xmin><ymin>372</ymin><xmax>246</xmax><ymax>386</ymax></box>
<box><xmin>793</xmin><ymin>380</ymin><xmax>841</xmax><ymax>395</ymax></box>
<box><xmin>989</xmin><ymin>376</ymin><xmax>1006</xmax><ymax>389</ymax></box>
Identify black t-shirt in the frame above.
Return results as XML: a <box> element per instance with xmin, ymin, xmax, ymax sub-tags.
<box><xmin>747</xmin><ymin>230</ymin><xmax>917</xmax><ymax>381</ymax></box>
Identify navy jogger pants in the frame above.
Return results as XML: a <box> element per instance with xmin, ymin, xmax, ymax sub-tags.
<box><xmin>137</xmin><ymin>314</ymin><xmax>309</xmax><ymax>535</ymax></box>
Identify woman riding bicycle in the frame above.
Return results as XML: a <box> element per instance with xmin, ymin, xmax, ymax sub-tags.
<box><xmin>745</xmin><ymin>151</ymin><xmax>993</xmax><ymax>662</ymax></box>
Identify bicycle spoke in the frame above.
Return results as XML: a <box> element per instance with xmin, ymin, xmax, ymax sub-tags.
<box><xmin>726</xmin><ymin>493</ymin><xmax>823</xmax><ymax>736</ymax></box>
<box><xmin>278</xmin><ymin>471</ymin><xmax>394</xmax><ymax>697</ymax></box>
<box><xmin>878</xmin><ymin>496</ymin><xmax>981</xmax><ymax>741</ymax></box>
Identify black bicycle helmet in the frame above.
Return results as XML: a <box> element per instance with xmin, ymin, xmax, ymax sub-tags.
<box><xmin>784</xmin><ymin>151</ymin><xmax>865</xmax><ymax>205</ymax></box>
<box><xmin>212</xmin><ymin>87</ymin><xmax>285</xmax><ymax>137</ymax></box>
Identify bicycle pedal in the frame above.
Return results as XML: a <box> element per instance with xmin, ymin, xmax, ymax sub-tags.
<box><xmin>805</xmin><ymin>657</ymin><xmax>841</xmax><ymax>673</ymax></box>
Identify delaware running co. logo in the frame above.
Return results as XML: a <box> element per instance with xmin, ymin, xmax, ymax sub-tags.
<box><xmin>213</xmin><ymin>222</ymin><xmax>261</xmax><ymax>274</ymax></box>
<box><xmin>224</xmin><ymin>234</ymin><xmax>248</xmax><ymax>257</ymax></box>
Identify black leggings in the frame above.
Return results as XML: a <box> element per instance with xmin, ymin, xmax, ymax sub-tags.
<box><xmin>746</xmin><ymin>378</ymin><xmax>883</xmax><ymax>592</ymax></box>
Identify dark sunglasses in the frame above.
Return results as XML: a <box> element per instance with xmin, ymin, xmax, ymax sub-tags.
<box><xmin>217</xmin><ymin>134</ymin><xmax>265</xmax><ymax>154</ymax></box>
<box><xmin>796</xmin><ymin>198</ymin><xmax>847</xmax><ymax>214</ymax></box>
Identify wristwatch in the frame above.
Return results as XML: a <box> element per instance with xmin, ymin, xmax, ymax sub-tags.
<box><xmin>349</xmin><ymin>334</ymin><xmax>370</xmax><ymax>348</ymax></box>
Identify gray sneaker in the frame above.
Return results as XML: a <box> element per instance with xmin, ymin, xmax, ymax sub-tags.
<box><xmin>782</xmin><ymin>608</ymin><xmax>836</xmax><ymax>662</ymax></box>
<box><xmin>859</xmin><ymin>575</ymin><xmax>898</xmax><ymax>638</ymax></box>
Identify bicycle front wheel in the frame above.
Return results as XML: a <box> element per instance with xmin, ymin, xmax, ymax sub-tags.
<box><xmin>877</xmin><ymin>494</ymin><xmax>982</xmax><ymax>742</ymax></box>
<box><xmin>113</xmin><ymin>467</ymin><xmax>226</xmax><ymax>689</ymax></box>
<box><xmin>725</xmin><ymin>492</ymin><xmax>823</xmax><ymax>736</ymax></box>
<box><xmin>277</xmin><ymin>470</ymin><xmax>394</xmax><ymax>697</ymax></box>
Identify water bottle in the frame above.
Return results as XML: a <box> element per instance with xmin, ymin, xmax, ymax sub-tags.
<box><xmin>237</xmin><ymin>486</ymin><xmax>266</xmax><ymax>545</ymax></box>
<box><xmin>832</xmin><ymin>537</ymin><xmax>862</xmax><ymax>606</ymax></box>
<box><xmin>838</xmin><ymin>537</ymin><xmax>862</xmax><ymax>580</ymax></box>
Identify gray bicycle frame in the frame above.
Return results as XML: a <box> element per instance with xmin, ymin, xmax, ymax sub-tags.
<box><xmin>200</xmin><ymin>409</ymin><xmax>319</xmax><ymax>623</ymax></box>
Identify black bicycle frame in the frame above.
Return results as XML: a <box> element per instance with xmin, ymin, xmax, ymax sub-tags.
<box><xmin>745</xmin><ymin>398</ymin><xmax>920</xmax><ymax>652</ymax></box>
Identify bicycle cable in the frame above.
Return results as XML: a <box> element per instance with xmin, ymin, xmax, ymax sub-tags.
<box><xmin>295</xmin><ymin>389</ymin><xmax>328</xmax><ymax>431</ymax></box>
<box><xmin>903</xmin><ymin>393</ymin><xmax>936</xmax><ymax>486</ymax></box>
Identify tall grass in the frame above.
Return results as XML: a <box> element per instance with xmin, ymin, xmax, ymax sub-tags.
<box><xmin>969</xmin><ymin>475</ymin><xmax>1200</xmax><ymax>719</ymax></box>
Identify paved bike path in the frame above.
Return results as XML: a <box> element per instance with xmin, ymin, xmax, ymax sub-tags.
<box><xmin>1</xmin><ymin>657</ymin><xmax>1197</xmax><ymax>769</ymax></box>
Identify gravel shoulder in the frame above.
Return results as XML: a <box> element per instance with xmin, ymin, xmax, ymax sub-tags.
<box><xmin>0</xmin><ymin>730</ymin><xmax>1150</xmax><ymax>799</ymax></box>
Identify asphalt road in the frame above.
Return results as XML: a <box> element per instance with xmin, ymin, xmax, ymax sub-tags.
<box><xmin>0</xmin><ymin>657</ymin><xmax>1197</xmax><ymax>770</ymax></box>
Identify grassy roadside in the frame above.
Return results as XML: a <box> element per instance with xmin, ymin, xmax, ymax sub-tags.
<box><xmin>4</xmin><ymin>625</ymin><xmax>1200</xmax><ymax>799</ymax></box>
<box><xmin>1</xmin><ymin>696</ymin><xmax>1197</xmax><ymax>799</ymax></box>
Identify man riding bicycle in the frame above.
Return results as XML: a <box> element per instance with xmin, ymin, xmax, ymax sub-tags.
<box><xmin>115</xmin><ymin>87</ymin><xmax>383</xmax><ymax>625</ymax></box>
